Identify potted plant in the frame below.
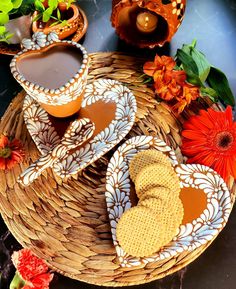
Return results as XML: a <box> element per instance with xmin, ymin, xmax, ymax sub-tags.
<box><xmin>32</xmin><ymin>0</ymin><xmax>80</xmax><ymax>40</ymax></box>
<box><xmin>0</xmin><ymin>0</ymin><xmax>35</xmax><ymax>44</ymax></box>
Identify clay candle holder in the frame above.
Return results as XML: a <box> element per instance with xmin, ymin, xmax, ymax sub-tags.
<box><xmin>10</xmin><ymin>32</ymin><xmax>89</xmax><ymax>118</ymax></box>
<box><xmin>111</xmin><ymin>0</ymin><xmax>187</xmax><ymax>48</ymax></box>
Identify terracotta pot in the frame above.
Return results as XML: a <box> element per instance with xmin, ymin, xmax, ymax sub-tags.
<box><xmin>32</xmin><ymin>4</ymin><xmax>80</xmax><ymax>40</ymax></box>
<box><xmin>111</xmin><ymin>0</ymin><xmax>187</xmax><ymax>48</ymax></box>
<box><xmin>5</xmin><ymin>15</ymin><xmax>32</xmax><ymax>44</ymax></box>
<box><xmin>10</xmin><ymin>32</ymin><xmax>89</xmax><ymax>118</ymax></box>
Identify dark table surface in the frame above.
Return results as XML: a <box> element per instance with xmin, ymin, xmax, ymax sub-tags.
<box><xmin>1</xmin><ymin>0</ymin><xmax>236</xmax><ymax>289</ymax></box>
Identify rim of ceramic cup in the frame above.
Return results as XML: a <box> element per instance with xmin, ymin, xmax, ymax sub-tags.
<box><xmin>10</xmin><ymin>40</ymin><xmax>89</xmax><ymax>96</ymax></box>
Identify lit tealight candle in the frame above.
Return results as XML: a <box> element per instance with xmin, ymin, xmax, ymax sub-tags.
<box><xmin>136</xmin><ymin>11</ymin><xmax>158</xmax><ymax>33</ymax></box>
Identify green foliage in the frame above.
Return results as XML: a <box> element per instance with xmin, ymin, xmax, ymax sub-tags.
<box><xmin>0</xmin><ymin>12</ymin><xmax>9</xmax><ymax>25</ymax></box>
<box><xmin>175</xmin><ymin>40</ymin><xmax>235</xmax><ymax>107</ymax></box>
<box><xmin>34</xmin><ymin>0</ymin><xmax>75</xmax><ymax>26</ymax></box>
<box><xmin>0</xmin><ymin>0</ymin><xmax>34</xmax><ymax>43</ymax></box>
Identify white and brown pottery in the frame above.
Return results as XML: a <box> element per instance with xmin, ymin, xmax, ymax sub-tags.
<box><xmin>10</xmin><ymin>32</ymin><xmax>89</xmax><ymax>118</ymax></box>
<box><xmin>111</xmin><ymin>0</ymin><xmax>187</xmax><ymax>48</ymax></box>
<box><xmin>32</xmin><ymin>4</ymin><xmax>83</xmax><ymax>40</ymax></box>
<box><xmin>18</xmin><ymin>118</ymin><xmax>95</xmax><ymax>186</ymax></box>
<box><xmin>22</xmin><ymin>79</ymin><xmax>137</xmax><ymax>179</ymax></box>
<box><xmin>105</xmin><ymin>136</ymin><xmax>231</xmax><ymax>267</ymax></box>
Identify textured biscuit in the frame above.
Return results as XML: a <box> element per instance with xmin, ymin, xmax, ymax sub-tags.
<box><xmin>116</xmin><ymin>206</ymin><xmax>166</xmax><ymax>257</ymax></box>
<box><xmin>135</xmin><ymin>163</ymin><xmax>180</xmax><ymax>198</ymax></box>
<box><xmin>139</xmin><ymin>197</ymin><xmax>184</xmax><ymax>244</ymax></box>
<box><xmin>129</xmin><ymin>149</ymin><xmax>172</xmax><ymax>182</ymax></box>
<box><xmin>139</xmin><ymin>186</ymin><xmax>171</xmax><ymax>202</ymax></box>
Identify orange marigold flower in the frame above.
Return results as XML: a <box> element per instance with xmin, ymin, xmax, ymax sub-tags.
<box><xmin>0</xmin><ymin>135</ymin><xmax>25</xmax><ymax>170</ymax></box>
<box><xmin>173</xmin><ymin>83</ymin><xmax>200</xmax><ymax>113</ymax></box>
<box><xmin>143</xmin><ymin>55</ymin><xmax>176</xmax><ymax>77</ymax></box>
<box><xmin>154</xmin><ymin>70</ymin><xmax>186</xmax><ymax>101</ymax></box>
<box><xmin>181</xmin><ymin>106</ymin><xmax>236</xmax><ymax>182</ymax></box>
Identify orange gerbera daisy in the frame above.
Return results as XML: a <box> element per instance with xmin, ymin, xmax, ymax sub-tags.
<box><xmin>181</xmin><ymin>106</ymin><xmax>236</xmax><ymax>181</ymax></box>
<box><xmin>0</xmin><ymin>135</ymin><xmax>25</xmax><ymax>170</ymax></box>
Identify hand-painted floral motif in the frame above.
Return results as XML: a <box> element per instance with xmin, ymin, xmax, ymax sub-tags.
<box><xmin>105</xmin><ymin>136</ymin><xmax>231</xmax><ymax>267</ymax></box>
<box><xmin>23</xmin><ymin>79</ymin><xmax>137</xmax><ymax>179</ymax></box>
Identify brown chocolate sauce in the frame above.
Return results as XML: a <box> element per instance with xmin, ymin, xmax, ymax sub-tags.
<box><xmin>17</xmin><ymin>44</ymin><xmax>83</xmax><ymax>89</ymax></box>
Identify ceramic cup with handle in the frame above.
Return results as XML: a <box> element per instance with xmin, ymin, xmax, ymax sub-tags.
<box><xmin>10</xmin><ymin>32</ymin><xmax>89</xmax><ymax>118</ymax></box>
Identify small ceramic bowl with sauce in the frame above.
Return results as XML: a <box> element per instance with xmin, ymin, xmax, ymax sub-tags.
<box><xmin>10</xmin><ymin>32</ymin><xmax>89</xmax><ymax>118</ymax></box>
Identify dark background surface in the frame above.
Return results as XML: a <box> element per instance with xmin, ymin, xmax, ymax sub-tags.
<box><xmin>1</xmin><ymin>0</ymin><xmax>236</xmax><ymax>288</ymax></box>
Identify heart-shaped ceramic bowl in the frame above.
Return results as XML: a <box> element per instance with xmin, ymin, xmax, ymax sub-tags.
<box><xmin>22</xmin><ymin>79</ymin><xmax>137</xmax><ymax>179</ymax></box>
<box><xmin>10</xmin><ymin>32</ymin><xmax>89</xmax><ymax>117</ymax></box>
<box><xmin>105</xmin><ymin>136</ymin><xmax>232</xmax><ymax>267</ymax></box>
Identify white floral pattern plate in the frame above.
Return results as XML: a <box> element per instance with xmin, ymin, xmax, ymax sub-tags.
<box><xmin>23</xmin><ymin>79</ymin><xmax>137</xmax><ymax>178</ymax></box>
<box><xmin>105</xmin><ymin>136</ymin><xmax>232</xmax><ymax>267</ymax></box>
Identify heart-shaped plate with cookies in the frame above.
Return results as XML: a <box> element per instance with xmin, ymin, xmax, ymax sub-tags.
<box><xmin>105</xmin><ymin>135</ymin><xmax>232</xmax><ymax>267</ymax></box>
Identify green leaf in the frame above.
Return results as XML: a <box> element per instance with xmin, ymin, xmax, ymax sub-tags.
<box><xmin>0</xmin><ymin>0</ymin><xmax>13</xmax><ymax>13</ymax></box>
<box><xmin>200</xmin><ymin>87</ymin><xmax>219</xmax><ymax>102</ymax></box>
<box><xmin>33</xmin><ymin>13</ymin><xmax>42</xmax><ymax>22</ymax></box>
<box><xmin>207</xmin><ymin>67</ymin><xmax>235</xmax><ymax>106</ymax></box>
<box><xmin>15</xmin><ymin>0</ymin><xmax>35</xmax><ymax>16</ymax></box>
<box><xmin>12</xmin><ymin>0</ymin><xmax>23</xmax><ymax>9</ymax></box>
<box><xmin>190</xmin><ymin>48</ymin><xmax>211</xmax><ymax>83</ymax></box>
<box><xmin>61</xmin><ymin>20</ymin><xmax>69</xmax><ymax>27</ymax></box>
<box><xmin>178</xmin><ymin>42</ymin><xmax>211</xmax><ymax>83</ymax></box>
<box><xmin>176</xmin><ymin>49</ymin><xmax>199</xmax><ymax>75</ymax></box>
<box><xmin>0</xmin><ymin>12</ymin><xmax>9</xmax><ymax>25</ymax></box>
<box><xmin>57</xmin><ymin>8</ymin><xmax>61</xmax><ymax>20</ymax></box>
<box><xmin>0</xmin><ymin>25</ymin><xmax>6</xmax><ymax>34</ymax></box>
<box><xmin>42</xmin><ymin>7</ymin><xmax>53</xmax><ymax>22</ymax></box>
<box><xmin>176</xmin><ymin>49</ymin><xmax>203</xmax><ymax>86</ymax></box>
<box><xmin>5</xmin><ymin>32</ymin><xmax>14</xmax><ymax>39</ymax></box>
<box><xmin>35</xmin><ymin>0</ymin><xmax>45</xmax><ymax>12</ymax></box>
<box><xmin>50</xmin><ymin>20</ymin><xmax>60</xmax><ymax>27</ymax></box>
<box><xmin>48</xmin><ymin>0</ymin><xmax>58</xmax><ymax>10</ymax></box>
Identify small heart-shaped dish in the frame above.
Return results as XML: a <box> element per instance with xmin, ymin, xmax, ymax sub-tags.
<box><xmin>22</xmin><ymin>79</ymin><xmax>137</xmax><ymax>178</ymax></box>
<box><xmin>105</xmin><ymin>136</ymin><xmax>232</xmax><ymax>267</ymax></box>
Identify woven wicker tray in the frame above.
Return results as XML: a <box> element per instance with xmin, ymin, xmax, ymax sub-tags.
<box><xmin>0</xmin><ymin>52</ymin><xmax>235</xmax><ymax>287</ymax></box>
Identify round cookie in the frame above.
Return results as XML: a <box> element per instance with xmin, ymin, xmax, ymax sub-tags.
<box><xmin>129</xmin><ymin>149</ymin><xmax>172</xmax><ymax>182</ymax></box>
<box><xmin>139</xmin><ymin>186</ymin><xmax>171</xmax><ymax>202</ymax></box>
<box><xmin>135</xmin><ymin>163</ymin><xmax>180</xmax><ymax>198</ymax></box>
<box><xmin>160</xmin><ymin>197</ymin><xmax>184</xmax><ymax>244</ymax></box>
<box><xmin>116</xmin><ymin>206</ymin><xmax>166</xmax><ymax>257</ymax></box>
<box><xmin>139</xmin><ymin>197</ymin><xmax>184</xmax><ymax>244</ymax></box>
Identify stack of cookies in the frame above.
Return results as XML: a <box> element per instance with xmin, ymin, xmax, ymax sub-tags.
<box><xmin>116</xmin><ymin>150</ymin><xmax>184</xmax><ymax>257</ymax></box>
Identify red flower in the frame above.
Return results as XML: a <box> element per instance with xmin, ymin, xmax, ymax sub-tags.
<box><xmin>12</xmin><ymin>249</ymin><xmax>53</xmax><ymax>289</ymax></box>
<box><xmin>22</xmin><ymin>273</ymin><xmax>53</xmax><ymax>289</ymax></box>
<box><xmin>0</xmin><ymin>135</ymin><xmax>25</xmax><ymax>170</ymax></box>
<box><xmin>181</xmin><ymin>106</ymin><xmax>236</xmax><ymax>181</ymax></box>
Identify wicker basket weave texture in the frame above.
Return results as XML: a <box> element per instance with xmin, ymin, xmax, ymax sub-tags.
<box><xmin>0</xmin><ymin>52</ymin><xmax>235</xmax><ymax>287</ymax></box>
